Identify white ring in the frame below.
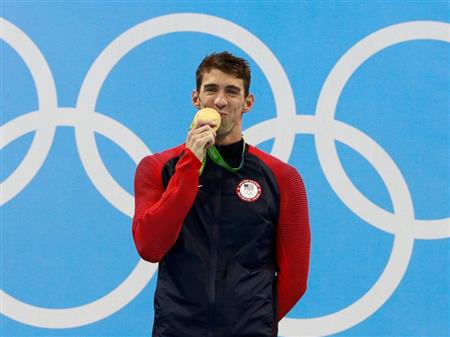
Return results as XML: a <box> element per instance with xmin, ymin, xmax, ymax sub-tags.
<box><xmin>246</xmin><ymin>115</ymin><xmax>415</xmax><ymax>336</ymax></box>
<box><xmin>75</xmin><ymin>12</ymin><xmax>296</xmax><ymax>217</ymax></box>
<box><xmin>0</xmin><ymin>18</ymin><xmax>58</xmax><ymax>206</ymax></box>
<box><xmin>0</xmin><ymin>109</ymin><xmax>156</xmax><ymax>328</ymax></box>
<box><xmin>315</xmin><ymin>21</ymin><xmax>450</xmax><ymax>240</ymax></box>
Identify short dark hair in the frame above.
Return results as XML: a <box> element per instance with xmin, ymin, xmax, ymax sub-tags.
<box><xmin>196</xmin><ymin>51</ymin><xmax>251</xmax><ymax>97</ymax></box>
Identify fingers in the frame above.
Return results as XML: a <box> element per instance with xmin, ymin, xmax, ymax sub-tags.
<box><xmin>188</xmin><ymin>128</ymin><xmax>215</xmax><ymax>148</ymax></box>
<box><xmin>186</xmin><ymin>124</ymin><xmax>216</xmax><ymax>161</ymax></box>
<box><xmin>188</xmin><ymin>124</ymin><xmax>216</xmax><ymax>139</ymax></box>
<box><xmin>195</xmin><ymin>118</ymin><xmax>218</xmax><ymax>131</ymax></box>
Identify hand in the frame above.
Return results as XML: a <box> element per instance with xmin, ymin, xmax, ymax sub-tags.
<box><xmin>186</xmin><ymin>120</ymin><xmax>217</xmax><ymax>162</ymax></box>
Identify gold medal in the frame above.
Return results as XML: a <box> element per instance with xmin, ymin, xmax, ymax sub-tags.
<box><xmin>192</xmin><ymin>108</ymin><xmax>221</xmax><ymax>132</ymax></box>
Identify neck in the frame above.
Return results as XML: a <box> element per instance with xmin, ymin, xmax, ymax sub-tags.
<box><xmin>215</xmin><ymin>125</ymin><xmax>243</xmax><ymax>145</ymax></box>
<box><xmin>215</xmin><ymin>134</ymin><xmax>242</xmax><ymax>146</ymax></box>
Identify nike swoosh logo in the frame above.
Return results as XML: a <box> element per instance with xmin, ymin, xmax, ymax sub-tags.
<box><xmin>198</xmin><ymin>185</ymin><xmax>203</xmax><ymax>188</ymax></box>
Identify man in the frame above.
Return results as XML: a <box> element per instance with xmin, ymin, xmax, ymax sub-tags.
<box><xmin>132</xmin><ymin>51</ymin><xmax>311</xmax><ymax>337</ymax></box>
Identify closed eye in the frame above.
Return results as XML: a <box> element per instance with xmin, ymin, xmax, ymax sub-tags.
<box><xmin>203</xmin><ymin>84</ymin><xmax>218</xmax><ymax>93</ymax></box>
<box><xmin>227</xmin><ymin>89</ymin><xmax>240</xmax><ymax>96</ymax></box>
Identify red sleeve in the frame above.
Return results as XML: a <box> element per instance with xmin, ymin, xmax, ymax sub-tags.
<box><xmin>276</xmin><ymin>165</ymin><xmax>311</xmax><ymax>321</ymax></box>
<box><xmin>132</xmin><ymin>148</ymin><xmax>202</xmax><ymax>263</ymax></box>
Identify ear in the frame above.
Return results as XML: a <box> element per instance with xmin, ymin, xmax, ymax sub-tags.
<box><xmin>242</xmin><ymin>93</ymin><xmax>255</xmax><ymax>113</ymax></box>
<box><xmin>192</xmin><ymin>90</ymin><xmax>201</xmax><ymax>109</ymax></box>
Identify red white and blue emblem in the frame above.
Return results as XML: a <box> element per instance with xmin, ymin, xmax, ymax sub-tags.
<box><xmin>236</xmin><ymin>179</ymin><xmax>262</xmax><ymax>202</ymax></box>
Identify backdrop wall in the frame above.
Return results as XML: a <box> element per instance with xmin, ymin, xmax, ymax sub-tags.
<box><xmin>1</xmin><ymin>2</ymin><xmax>449</xmax><ymax>336</ymax></box>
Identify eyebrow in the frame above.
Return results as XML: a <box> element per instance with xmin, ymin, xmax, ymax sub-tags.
<box><xmin>203</xmin><ymin>84</ymin><xmax>241</xmax><ymax>93</ymax></box>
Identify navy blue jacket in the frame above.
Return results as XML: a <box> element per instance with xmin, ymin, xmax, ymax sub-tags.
<box><xmin>132</xmin><ymin>139</ymin><xmax>311</xmax><ymax>337</ymax></box>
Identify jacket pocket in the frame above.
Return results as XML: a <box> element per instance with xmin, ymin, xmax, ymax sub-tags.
<box><xmin>228</xmin><ymin>260</ymin><xmax>275</xmax><ymax>337</ymax></box>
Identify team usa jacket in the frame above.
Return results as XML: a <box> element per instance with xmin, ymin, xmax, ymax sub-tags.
<box><xmin>132</xmin><ymin>139</ymin><xmax>311</xmax><ymax>337</ymax></box>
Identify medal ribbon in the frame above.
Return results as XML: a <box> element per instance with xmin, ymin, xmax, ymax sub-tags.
<box><xmin>199</xmin><ymin>138</ymin><xmax>246</xmax><ymax>175</ymax></box>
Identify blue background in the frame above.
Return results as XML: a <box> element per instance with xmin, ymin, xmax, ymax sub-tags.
<box><xmin>1</xmin><ymin>1</ymin><xmax>449</xmax><ymax>336</ymax></box>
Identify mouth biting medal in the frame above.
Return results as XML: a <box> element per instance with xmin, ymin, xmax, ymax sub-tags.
<box><xmin>192</xmin><ymin>107</ymin><xmax>244</xmax><ymax>176</ymax></box>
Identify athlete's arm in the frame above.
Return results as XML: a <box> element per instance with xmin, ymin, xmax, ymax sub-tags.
<box><xmin>132</xmin><ymin>148</ymin><xmax>201</xmax><ymax>263</ymax></box>
<box><xmin>276</xmin><ymin>166</ymin><xmax>311</xmax><ymax>321</ymax></box>
<box><xmin>132</xmin><ymin>123</ymin><xmax>215</xmax><ymax>263</ymax></box>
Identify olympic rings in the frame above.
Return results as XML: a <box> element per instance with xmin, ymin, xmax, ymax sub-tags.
<box><xmin>1</xmin><ymin>14</ymin><xmax>448</xmax><ymax>335</ymax></box>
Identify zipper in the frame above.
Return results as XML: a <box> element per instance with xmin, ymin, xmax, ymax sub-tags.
<box><xmin>207</xmin><ymin>167</ymin><xmax>222</xmax><ymax>337</ymax></box>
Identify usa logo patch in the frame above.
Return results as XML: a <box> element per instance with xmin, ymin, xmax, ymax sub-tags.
<box><xmin>236</xmin><ymin>179</ymin><xmax>262</xmax><ymax>202</ymax></box>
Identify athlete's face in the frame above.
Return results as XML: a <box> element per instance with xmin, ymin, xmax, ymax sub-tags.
<box><xmin>192</xmin><ymin>68</ymin><xmax>254</xmax><ymax>145</ymax></box>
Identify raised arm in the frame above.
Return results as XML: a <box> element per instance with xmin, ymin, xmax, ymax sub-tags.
<box><xmin>132</xmin><ymin>148</ymin><xmax>201</xmax><ymax>263</ymax></box>
<box><xmin>132</xmin><ymin>119</ymin><xmax>216</xmax><ymax>263</ymax></box>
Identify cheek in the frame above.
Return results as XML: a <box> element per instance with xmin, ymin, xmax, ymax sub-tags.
<box><xmin>233</xmin><ymin>103</ymin><xmax>245</xmax><ymax>116</ymax></box>
<box><xmin>202</xmin><ymin>96</ymin><xmax>216</xmax><ymax>105</ymax></box>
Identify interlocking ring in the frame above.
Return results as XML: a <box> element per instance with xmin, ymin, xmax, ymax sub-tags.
<box><xmin>1</xmin><ymin>14</ymin><xmax>448</xmax><ymax>336</ymax></box>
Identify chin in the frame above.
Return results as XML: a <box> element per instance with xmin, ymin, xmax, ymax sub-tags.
<box><xmin>217</xmin><ymin>130</ymin><xmax>230</xmax><ymax>139</ymax></box>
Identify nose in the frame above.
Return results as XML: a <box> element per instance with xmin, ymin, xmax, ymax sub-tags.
<box><xmin>214</xmin><ymin>91</ymin><xmax>227</xmax><ymax>109</ymax></box>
